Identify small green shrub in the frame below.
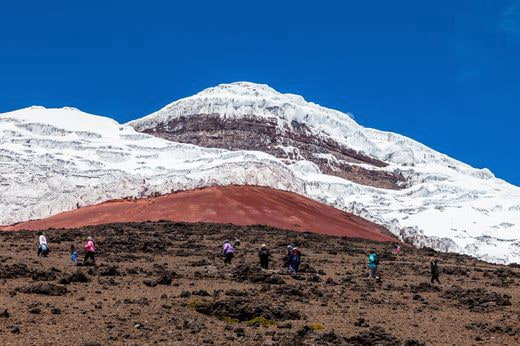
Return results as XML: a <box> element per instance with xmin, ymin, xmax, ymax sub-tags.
<box><xmin>188</xmin><ymin>299</ymin><xmax>204</xmax><ymax>309</ymax></box>
<box><xmin>307</xmin><ymin>322</ymin><xmax>324</xmax><ymax>331</ymax></box>
<box><xmin>222</xmin><ymin>316</ymin><xmax>240</xmax><ymax>324</ymax></box>
<box><xmin>246</xmin><ymin>316</ymin><xmax>276</xmax><ymax>327</ymax></box>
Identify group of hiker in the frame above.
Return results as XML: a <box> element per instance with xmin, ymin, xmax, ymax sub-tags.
<box><xmin>37</xmin><ymin>232</ymin><xmax>442</xmax><ymax>284</ymax></box>
<box><xmin>366</xmin><ymin>246</ymin><xmax>441</xmax><ymax>284</ymax></box>
<box><xmin>221</xmin><ymin>240</ymin><xmax>302</xmax><ymax>273</ymax></box>
<box><xmin>37</xmin><ymin>231</ymin><xmax>96</xmax><ymax>264</ymax></box>
<box><xmin>222</xmin><ymin>241</ymin><xmax>441</xmax><ymax>284</ymax></box>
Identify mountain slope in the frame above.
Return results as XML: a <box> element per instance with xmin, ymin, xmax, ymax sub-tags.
<box><xmin>129</xmin><ymin>82</ymin><xmax>520</xmax><ymax>264</ymax></box>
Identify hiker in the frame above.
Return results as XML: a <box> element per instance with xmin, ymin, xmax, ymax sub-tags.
<box><xmin>395</xmin><ymin>245</ymin><xmax>401</xmax><ymax>256</ymax></box>
<box><xmin>286</xmin><ymin>244</ymin><xmax>293</xmax><ymax>257</ymax></box>
<box><xmin>223</xmin><ymin>240</ymin><xmax>234</xmax><ymax>265</ymax></box>
<box><xmin>430</xmin><ymin>258</ymin><xmax>441</xmax><ymax>284</ymax></box>
<box><xmin>368</xmin><ymin>250</ymin><xmax>379</xmax><ymax>279</ymax></box>
<box><xmin>258</xmin><ymin>244</ymin><xmax>271</xmax><ymax>269</ymax></box>
<box><xmin>288</xmin><ymin>247</ymin><xmax>301</xmax><ymax>273</ymax></box>
<box><xmin>283</xmin><ymin>244</ymin><xmax>293</xmax><ymax>268</ymax></box>
<box><xmin>84</xmin><ymin>236</ymin><xmax>96</xmax><ymax>264</ymax></box>
<box><xmin>37</xmin><ymin>231</ymin><xmax>49</xmax><ymax>257</ymax></box>
<box><xmin>70</xmin><ymin>244</ymin><xmax>78</xmax><ymax>263</ymax></box>
<box><xmin>234</xmin><ymin>238</ymin><xmax>241</xmax><ymax>249</ymax></box>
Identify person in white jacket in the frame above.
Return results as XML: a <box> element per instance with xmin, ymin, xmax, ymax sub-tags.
<box><xmin>37</xmin><ymin>231</ymin><xmax>49</xmax><ymax>257</ymax></box>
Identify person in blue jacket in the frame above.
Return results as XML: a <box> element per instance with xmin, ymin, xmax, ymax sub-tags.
<box><xmin>70</xmin><ymin>244</ymin><xmax>78</xmax><ymax>263</ymax></box>
<box><xmin>368</xmin><ymin>250</ymin><xmax>379</xmax><ymax>279</ymax></box>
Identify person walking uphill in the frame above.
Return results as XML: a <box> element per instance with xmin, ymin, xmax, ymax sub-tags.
<box><xmin>84</xmin><ymin>236</ymin><xmax>96</xmax><ymax>264</ymax></box>
<box><xmin>288</xmin><ymin>247</ymin><xmax>301</xmax><ymax>273</ymax></box>
<box><xmin>70</xmin><ymin>244</ymin><xmax>78</xmax><ymax>264</ymax></box>
<box><xmin>258</xmin><ymin>244</ymin><xmax>271</xmax><ymax>269</ymax></box>
<box><xmin>283</xmin><ymin>244</ymin><xmax>293</xmax><ymax>268</ymax></box>
<box><xmin>430</xmin><ymin>258</ymin><xmax>441</xmax><ymax>284</ymax></box>
<box><xmin>223</xmin><ymin>240</ymin><xmax>235</xmax><ymax>265</ymax></box>
<box><xmin>368</xmin><ymin>250</ymin><xmax>379</xmax><ymax>279</ymax></box>
<box><xmin>37</xmin><ymin>231</ymin><xmax>49</xmax><ymax>257</ymax></box>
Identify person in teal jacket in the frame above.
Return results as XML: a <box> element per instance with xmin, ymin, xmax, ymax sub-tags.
<box><xmin>368</xmin><ymin>250</ymin><xmax>379</xmax><ymax>279</ymax></box>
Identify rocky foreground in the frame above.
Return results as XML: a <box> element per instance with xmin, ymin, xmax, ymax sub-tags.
<box><xmin>0</xmin><ymin>222</ymin><xmax>519</xmax><ymax>345</ymax></box>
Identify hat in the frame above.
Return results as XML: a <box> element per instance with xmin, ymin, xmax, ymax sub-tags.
<box><xmin>261</xmin><ymin>244</ymin><xmax>266</xmax><ymax>248</ymax></box>
<box><xmin>224</xmin><ymin>240</ymin><xmax>230</xmax><ymax>243</ymax></box>
<box><xmin>87</xmin><ymin>236</ymin><xmax>92</xmax><ymax>240</ymax></box>
<box><xmin>293</xmin><ymin>247</ymin><xmax>298</xmax><ymax>250</ymax></box>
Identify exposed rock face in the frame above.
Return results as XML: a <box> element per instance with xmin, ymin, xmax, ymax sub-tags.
<box><xmin>142</xmin><ymin>114</ymin><xmax>406</xmax><ymax>189</ymax></box>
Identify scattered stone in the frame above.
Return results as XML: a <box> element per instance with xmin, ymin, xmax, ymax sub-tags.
<box><xmin>99</xmin><ymin>266</ymin><xmax>120</xmax><ymax>276</ymax></box>
<box><xmin>16</xmin><ymin>283</ymin><xmax>67</xmax><ymax>296</ymax></box>
<box><xmin>28</xmin><ymin>307</ymin><xmax>41</xmax><ymax>314</ymax></box>
<box><xmin>143</xmin><ymin>279</ymin><xmax>157</xmax><ymax>287</ymax></box>
<box><xmin>59</xmin><ymin>271</ymin><xmax>90</xmax><ymax>284</ymax></box>
<box><xmin>31</xmin><ymin>270</ymin><xmax>57</xmax><ymax>281</ymax></box>
<box><xmin>354</xmin><ymin>318</ymin><xmax>369</xmax><ymax>327</ymax></box>
<box><xmin>441</xmin><ymin>285</ymin><xmax>512</xmax><ymax>311</ymax></box>
<box><xmin>195</xmin><ymin>298</ymin><xmax>302</xmax><ymax>321</ymax></box>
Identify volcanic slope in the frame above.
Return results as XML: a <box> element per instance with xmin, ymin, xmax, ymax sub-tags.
<box><xmin>0</xmin><ymin>221</ymin><xmax>519</xmax><ymax>345</ymax></box>
<box><xmin>1</xmin><ymin>185</ymin><xmax>396</xmax><ymax>242</ymax></box>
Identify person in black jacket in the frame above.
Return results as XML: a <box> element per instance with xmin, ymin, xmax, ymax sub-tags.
<box><xmin>258</xmin><ymin>244</ymin><xmax>271</xmax><ymax>269</ymax></box>
<box><xmin>430</xmin><ymin>258</ymin><xmax>441</xmax><ymax>284</ymax></box>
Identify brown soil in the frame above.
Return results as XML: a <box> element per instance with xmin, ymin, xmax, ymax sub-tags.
<box><xmin>1</xmin><ymin>186</ymin><xmax>397</xmax><ymax>243</ymax></box>
<box><xmin>0</xmin><ymin>222</ymin><xmax>519</xmax><ymax>345</ymax></box>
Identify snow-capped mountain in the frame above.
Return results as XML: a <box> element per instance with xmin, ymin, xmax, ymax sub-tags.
<box><xmin>129</xmin><ymin>82</ymin><xmax>520</xmax><ymax>264</ymax></box>
<box><xmin>1</xmin><ymin>82</ymin><xmax>519</xmax><ymax>264</ymax></box>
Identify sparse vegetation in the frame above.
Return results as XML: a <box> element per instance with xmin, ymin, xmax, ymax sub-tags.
<box><xmin>307</xmin><ymin>322</ymin><xmax>324</xmax><ymax>331</ymax></box>
<box><xmin>246</xmin><ymin>316</ymin><xmax>276</xmax><ymax>326</ymax></box>
<box><xmin>222</xmin><ymin>316</ymin><xmax>240</xmax><ymax>324</ymax></box>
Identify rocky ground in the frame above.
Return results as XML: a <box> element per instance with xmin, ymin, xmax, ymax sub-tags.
<box><xmin>0</xmin><ymin>222</ymin><xmax>519</xmax><ymax>345</ymax></box>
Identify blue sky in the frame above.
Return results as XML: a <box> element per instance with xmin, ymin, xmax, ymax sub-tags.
<box><xmin>1</xmin><ymin>1</ymin><xmax>519</xmax><ymax>185</ymax></box>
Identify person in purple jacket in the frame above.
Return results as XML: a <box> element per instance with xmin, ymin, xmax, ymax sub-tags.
<box><xmin>222</xmin><ymin>240</ymin><xmax>235</xmax><ymax>265</ymax></box>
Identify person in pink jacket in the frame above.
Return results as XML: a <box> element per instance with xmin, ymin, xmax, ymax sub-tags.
<box><xmin>84</xmin><ymin>236</ymin><xmax>96</xmax><ymax>264</ymax></box>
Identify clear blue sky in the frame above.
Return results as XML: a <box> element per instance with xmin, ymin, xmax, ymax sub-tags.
<box><xmin>1</xmin><ymin>1</ymin><xmax>519</xmax><ymax>185</ymax></box>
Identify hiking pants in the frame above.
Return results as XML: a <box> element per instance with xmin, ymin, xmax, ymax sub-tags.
<box><xmin>224</xmin><ymin>252</ymin><xmax>233</xmax><ymax>264</ymax></box>
<box><xmin>84</xmin><ymin>251</ymin><xmax>95</xmax><ymax>263</ymax></box>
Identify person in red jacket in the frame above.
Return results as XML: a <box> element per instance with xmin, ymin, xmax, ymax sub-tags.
<box><xmin>84</xmin><ymin>236</ymin><xmax>96</xmax><ymax>264</ymax></box>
